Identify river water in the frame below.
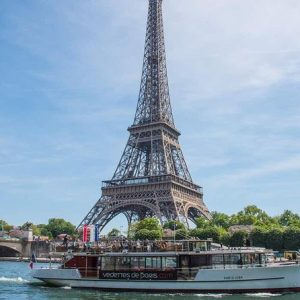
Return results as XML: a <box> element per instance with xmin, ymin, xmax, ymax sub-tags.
<box><xmin>1</xmin><ymin>261</ymin><xmax>300</xmax><ymax>300</ymax></box>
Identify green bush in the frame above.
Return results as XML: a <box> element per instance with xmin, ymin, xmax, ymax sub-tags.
<box><xmin>135</xmin><ymin>229</ymin><xmax>162</xmax><ymax>240</ymax></box>
<box><xmin>190</xmin><ymin>227</ymin><xmax>221</xmax><ymax>243</ymax></box>
<box><xmin>283</xmin><ymin>227</ymin><xmax>300</xmax><ymax>250</ymax></box>
<box><xmin>251</xmin><ymin>227</ymin><xmax>267</xmax><ymax>248</ymax></box>
<box><xmin>229</xmin><ymin>231</ymin><xmax>248</xmax><ymax>247</ymax></box>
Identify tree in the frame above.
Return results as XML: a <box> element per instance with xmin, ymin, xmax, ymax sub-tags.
<box><xmin>175</xmin><ymin>228</ymin><xmax>189</xmax><ymax>240</ymax></box>
<box><xmin>190</xmin><ymin>227</ymin><xmax>222</xmax><ymax>243</ymax></box>
<box><xmin>0</xmin><ymin>220</ymin><xmax>8</xmax><ymax>227</ymax></box>
<box><xmin>20</xmin><ymin>222</ymin><xmax>44</xmax><ymax>236</ymax></box>
<box><xmin>108</xmin><ymin>228</ymin><xmax>121</xmax><ymax>238</ymax></box>
<box><xmin>40</xmin><ymin>227</ymin><xmax>52</xmax><ymax>238</ymax></box>
<box><xmin>133</xmin><ymin>217</ymin><xmax>162</xmax><ymax>240</ymax></box>
<box><xmin>21</xmin><ymin>222</ymin><xmax>33</xmax><ymax>230</ymax></box>
<box><xmin>0</xmin><ymin>220</ymin><xmax>12</xmax><ymax>231</ymax></box>
<box><xmin>279</xmin><ymin>210</ymin><xmax>300</xmax><ymax>227</ymax></box>
<box><xmin>283</xmin><ymin>227</ymin><xmax>300</xmax><ymax>250</ymax></box>
<box><xmin>136</xmin><ymin>218</ymin><xmax>162</xmax><ymax>232</ymax></box>
<box><xmin>194</xmin><ymin>217</ymin><xmax>210</xmax><ymax>229</ymax></box>
<box><xmin>265</xmin><ymin>228</ymin><xmax>284</xmax><ymax>251</ymax></box>
<box><xmin>135</xmin><ymin>229</ymin><xmax>162</xmax><ymax>240</ymax></box>
<box><xmin>46</xmin><ymin>218</ymin><xmax>76</xmax><ymax>238</ymax></box>
<box><xmin>220</xmin><ymin>231</ymin><xmax>231</xmax><ymax>246</ymax></box>
<box><xmin>250</xmin><ymin>227</ymin><xmax>267</xmax><ymax>248</ymax></box>
<box><xmin>230</xmin><ymin>205</ymin><xmax>274</xmax><ymax>226</ymax></box>
<box><xmin>163</xmin><ymin>220</ymin><xmax>188</xmax><ymax>240</ymax></box>
<box><xmin>163</xmin><ymin>220</ymin><xmax>185</xmax><ymax>231</ymax></box>
<box><xmin>229</xmin><ymin>231</ymin><xmax>248</xmax><ymax>247</ymax></box>
<box><xmin>210</xmin><ymin>212</ymin><xmax>231</xmax><ymax>229</ymax></box>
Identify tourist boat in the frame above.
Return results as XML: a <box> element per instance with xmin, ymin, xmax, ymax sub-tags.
<box><xmin>31</xmin><ymin>240</ymin><xmax>300</xmax><ymax>293</ymax></box>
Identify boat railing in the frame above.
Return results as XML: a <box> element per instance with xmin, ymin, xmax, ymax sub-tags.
<box><xmin>71</xmin><ymin>239</ymin><xmax>213</xmax><ymax>254</ymax></box>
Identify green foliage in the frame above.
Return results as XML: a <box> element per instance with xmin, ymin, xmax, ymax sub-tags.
<box><xmin>229</xmin><ymin>231</ymin><xmax>248</xmax><ymax>247</ymax></box>
<box><xmin>40</xmin><ymin>227</ymin><xmax>52</xmax><ymax>238</ymax></box>
<box><xmin>250</xmin><ymin>227</ymin><xmax>267</xmax><ymax>248</ymax></box>
<box><xmin>31</xmin><ymin>225</ymin><xmax>41</xmax><ymax>236</ymax></box>
<box><xmin>128</xmin><ymin>207</ymin><xmax>300</xmax><ymax>250</ymax></box>
<box><xmin>210</xmin><ymin>212</ymin><xmax>231</xmax><ymax>229</ymax></box>
<box><xmin>163</xmin><ymin>220</ymin><xmax>185</xmax><ymax>230</ymax></box>
<box><xmin>190</xmin><ymin>227</ymin><xmax>222</xmax><ymax>243</ymax></box>
<box><xmin>230</xmin><ymin>205</ymin><xmax>273</xmax><ymax>226</ymax></box>
<box><xmin>20</xmin><ymin>222</ymin><xmax>42</xmax><ymax>236</ymax></box>
<box><xmin>3</xmin><ymin>225</ymin><xmax>12</xmax><ymax>231</ymax></box>
<box><xmin>279</xmin><ymin>210</ymin><xmax>300</xmax><ymax>227</ymax></box>
<box><xmin>133</xmin><ymin>217</ymin><xmax>162</xmax><ymax>240</ymax></box>
<box><xmin>163</xmin><ymin>220</ymin><xmax>188</xmax><ymax>240</ymax></box>
<box><xmin>108</xmin><ymin>228</ymin><xmax>121</xmax><ymax>238</ymax></box>
<box><xmin>194</xmin><ymin>217</ymin><xmax>210</xmax><ymax>229</ymax></box>
<box><xmin>21</xmin><ymin>222</ymin><xmax>33</xmax><ymax>230</ymax></box>
<box><xmin>0</xmin><ymin>220</ymin><xmax>8</xmax><ymax>226</ymax></box>
<box><xmin>46</xmin><ymin>218</ymin><xmax>76</xmax><ymax>238</ymax></box>
<box><xmin>220</xmin><ymin>231</ymin><xmax>231</xmax><ymax>246</ymax></box>
<box><xmin>135</xmin><ymin>228</ymin><xmax>162</xmax><ymax>240</ymax></box>
<box><xmin>283</xmin><ymin>227</ymin><xmax>300</xmax><ymax>250</ymax></box>
<box><xmin>265</xmin><ymin>228</ymin><xmax>284</xmax><ymax>250</ymax></box>
<box><xmin>175</xmin><ymin>228</ymin><xmax>189</xmax><ymax>240</ymax></box>
<box><xmin>136</xmin><ymin>218</ymin><xmax>162</xmax><ymax>231</ymax></box>
<box><xmin>0</xmin><ymin>220</ymin><xmax>13</xmax><ymax>232</ymax></box>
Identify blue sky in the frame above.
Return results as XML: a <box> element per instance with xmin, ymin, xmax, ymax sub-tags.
<box><xmin>1</xmin><ymin>0</ymin><xmax>300</xmax><ymax>232</ymax></box>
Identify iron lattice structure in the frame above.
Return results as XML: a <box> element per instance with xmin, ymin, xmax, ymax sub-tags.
<box><xmin>79</xmin><ymin>0</ymin><xmax>211</xmax><ymax>232</ymax></box>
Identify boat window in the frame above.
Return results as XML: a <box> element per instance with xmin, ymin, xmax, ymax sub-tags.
<box><xmin>190</xmin><ymin>255</ymin><xmax>209</xmax><ymax>267</ymax></box>
<box><xmin>179</xmin><ymin>256</ymin><xmax>189</xmax><ymax>268</ymax></box>
<box><xmin>250</xmin><ymin>253</ymin><xmax>260</xmax><ymax>264</ymax></box>
<box><xmin>145</xmin><ymin>257</ymin><xmax>152</xmax><ymax>269</ymax></box>
<box><xmin>115</xmin><ymin>256</ymin><xmax>131</xmax><ymax>271</ymax></box>
<box><xmin>195</xmin><ymin>241</ymin><xmax>208</xmax><ymax>251</ymax></box>
<box><xmin>153</xmin><ymin>257</ymin><xmax>162</xmax><ymax>269</ymax></box>
<box><xmin>101</xmin><ymin>256</ymin><xmax>116</xmax><ymax>271</ymax></box>
<box><xmin>212</xmin><ymin>254</ymin><xmax>224</xmax><ymax>265</ymax></box>
<box><xmin>260</xmin><ymin>254</ymin><xmax>267</xmax><ymax>264</ymax></box>
<box><xmin>223</xmin><ymin>254</ymin><xmax>240</xmax><ymax>265</ymax></box>
<box><xmin>242</xmin><ymin>253</ymin><xmax>259</xmax><ymax>265</ymax></box>
<box><xmin>131</xmin><ymin>257</ymin><xmax>145</xmax><ymax>270</ymax></box>
<box><xmin>162</xmin><ymin>257</ymin><xmax>176</xmax><ymax>270</ymax></box>
<box><xmin>145</xmin><ymin>257</ymin><xmax>162</xmax><ymax>270</ymax></box>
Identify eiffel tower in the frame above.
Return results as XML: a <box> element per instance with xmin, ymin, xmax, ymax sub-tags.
<box><xmin>79</xmin><ymin>0</ymin><xmax>211</xmax><ymax>232</ymax></box>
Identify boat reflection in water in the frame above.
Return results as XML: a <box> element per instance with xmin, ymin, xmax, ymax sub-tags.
<box><xmin>31</xmin><ymin>240</ymin><xmax>300</xmax><ymax>293</ymax></box>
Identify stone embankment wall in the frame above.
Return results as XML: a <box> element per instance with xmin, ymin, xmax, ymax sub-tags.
<box><xmin>30</xmin><ymin>240</ymin><xmax>52</xmax><ymax>258</ymax></box>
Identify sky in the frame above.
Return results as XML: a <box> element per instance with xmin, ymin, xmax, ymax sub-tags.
<box><xmin>0</xmin><ymin>0</ymin><xmax>300</xmax><ymax>233</ymax></box>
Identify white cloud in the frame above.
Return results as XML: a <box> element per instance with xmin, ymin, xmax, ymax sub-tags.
<box><xmin>211</xmin><ymin>155</ymin><xmax>300</xmax><ymax>186</ymax></box>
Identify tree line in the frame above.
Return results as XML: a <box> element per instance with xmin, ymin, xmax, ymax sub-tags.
<box><xmin>2</xmin><ymin>205</ymin><xmax>300</xmax><ymax>251</ymax></box>
<box><xmin>0</xmin><ymin>218</ymin><xmax>76</xmax><ymax>239</ymax></box>
<box><xmin>123</xmin><ymin>205</ymin><xmax>300</xmax><ymax>251</ymax></box>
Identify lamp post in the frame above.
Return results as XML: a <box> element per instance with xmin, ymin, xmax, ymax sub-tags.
<box><xmin>173</xmin><ymin>222</ymin><xmax>176</xmax><ymax>244</ymax></box>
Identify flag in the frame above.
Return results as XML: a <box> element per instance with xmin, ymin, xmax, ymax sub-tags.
<box><xmin>89</xmin><ymin>225</ymin><xmax>95</xmax><ymax>243</ymax></box>
<box><xmin>95</xmin><ymin>224</ymin><xmax>99</xmax><ymax>242</ymax></box>
<box><xmin>83</xmin><ymin>225</ymin><xmax>88</xmax><ymax>243</ymax></box>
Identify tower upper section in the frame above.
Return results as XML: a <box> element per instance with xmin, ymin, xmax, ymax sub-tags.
<box><xmin>133</xmin><ymin>0</ymin><xmax>175</xmax><ymax>128</ymax></box>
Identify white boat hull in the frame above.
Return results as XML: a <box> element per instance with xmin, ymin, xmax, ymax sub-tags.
<box><xmin>31</xmin><ymin>264</ymin><xmax>300</xmax><ymax>293</ymax></box>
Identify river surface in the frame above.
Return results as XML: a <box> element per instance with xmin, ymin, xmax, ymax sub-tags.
<box><xmin>1</xmin><ymin>261</ymin><xmax>300</xmax><ymax>300</ymax></box>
